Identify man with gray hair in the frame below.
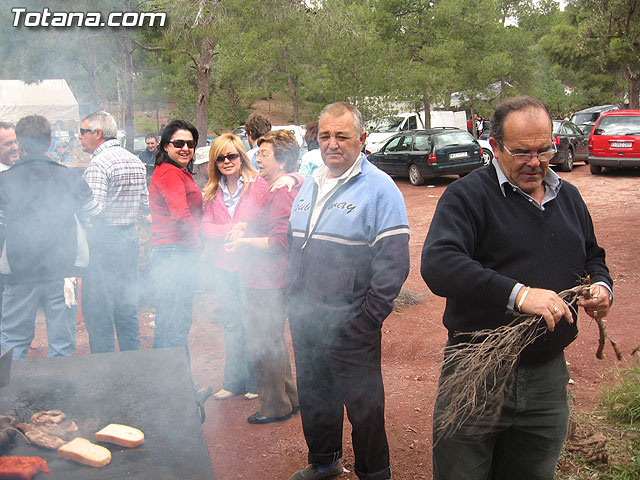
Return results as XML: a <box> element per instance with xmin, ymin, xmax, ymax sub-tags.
<box><xmin>0</xmin><ymin>115</ymin><xmax>99</xmax><ymax>359</ymax></box>
<box><xmin>286</xmin><ymin>102</ymin><xmax>410</xmax><ymax>480</ymax></box>
<box><xmin>80</xmin><ymin>111</ymin><xmax>149</xmax><ymax>353</ymax></box>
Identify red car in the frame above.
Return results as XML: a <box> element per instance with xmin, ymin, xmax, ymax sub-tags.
<box><xmin>588</xmin><ymin>109</ymin><xmax>640</xmax><ymax>174</ymax></box>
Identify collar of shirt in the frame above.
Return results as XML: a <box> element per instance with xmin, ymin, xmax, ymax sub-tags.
<box><xmin>491</xmin><ymin>157</ymin><xmax>561</xmax><ymax>209</ymax></box>
<box><xmin>312</xmin><ymin>152</ymin><xmax>363</xmax><ymax>188</ymax></box>
<box><xmin>91</xmin><ymin>138</ymin><xmax>122</xmax><ymax>157</ymax></box>
<box><xmin>220</xmin><ymin>175</ymin><xmax>245</xmax><ymax>211</ymax></box>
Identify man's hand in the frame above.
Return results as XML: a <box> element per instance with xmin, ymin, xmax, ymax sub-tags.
<box><xmin>577</xmin><ymin>284</ymin><xmax>611</xmax><ymax>320</ymax></box>
<box><xmin>516</xmin><ymin>286</ymin><xmax>573</xmax><ymax>332</ymax></box>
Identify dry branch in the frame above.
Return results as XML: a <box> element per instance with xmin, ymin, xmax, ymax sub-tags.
<box><xmin>435</xmin><ymin>284</ymin><xmax>594</xmax><ymax>441</ymax></box>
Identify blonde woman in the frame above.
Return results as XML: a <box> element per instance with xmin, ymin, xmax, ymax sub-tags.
<box><xmin>201</xmin><ymin>134</ymin><xmax>301</xmax><ymax>402</ymax></box>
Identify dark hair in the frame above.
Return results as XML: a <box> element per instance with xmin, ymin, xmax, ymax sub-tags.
<box><xmin>304</xmin><ymin>121</ymin><xmax>319</xmax><ymax>151</ymax></box>
<box><xmin>245</xmin><ymin>114</ymin><xmax>271</xmax><ymax>141</ymax></box>
<box><xmin>15</xmin><ymin>115</ymin><xmax>51</xmax><ymax>154</ymax></box>
<box><xmin>0</xmin><ymin>122</ymin><xmax>15</xmax><ymax>131</ymax></box>
<box><xmin>257</xmin><ymin>129</ymin><xmax>299</xmax><ymax>173</ymax></box>
<box><xmin>145</xmin><ymin>133</ymin><xmax>157</xmax><ymax>141</ymax></box>
<box><xmin>156</xmin><ymin>119</ymin><xmax>199</xmax><ymax>167</ymax></box>
<box><xmin>490</xmin><ymin>96</ymin><xmax>552</xmax><ymax>144</ymax></box>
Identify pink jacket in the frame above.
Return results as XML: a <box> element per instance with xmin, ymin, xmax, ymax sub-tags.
<box><xmin>201</xmin><ymin>176</ymin><xmax>268</xmax><ymax>272</ymax></box>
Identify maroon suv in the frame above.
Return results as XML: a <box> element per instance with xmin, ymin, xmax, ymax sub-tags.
<box><xmin>588</xmin><ymin>109</ymin><xmax>640</xmax><ymax>174</ymax></box>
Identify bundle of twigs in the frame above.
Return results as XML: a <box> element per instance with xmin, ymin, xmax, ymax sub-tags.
<box><xmin>435</xmin><ymin>284</ymin><xmax>593</xmax><ymax>441</ymax></box>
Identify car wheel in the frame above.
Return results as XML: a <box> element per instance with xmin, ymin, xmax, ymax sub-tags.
<box><xmin>408</xmin><ymin>164</ymin><xmax>425</xmax><ymax>186</ymax></box>
<box><xmin>589</xmin><ymin>163</ymin><xmax>603</xmax><ymax>174</ymax></box>
<box><xmin>482</xmin><ymin>149</ymin><xmax>493</xmax><ymax>165</ymax></box>
<box><xmin>560</xmin><ymin>149</ymin><xmax>574</xmax><ymax>172</ymax></box>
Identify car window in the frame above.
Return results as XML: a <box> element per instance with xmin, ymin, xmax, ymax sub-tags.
<box><xmin>413</xmin><ymin>134</ymin><xmax>431</xmax><ymax>152</ymax></box>
<box><xmin>383</xmin><ymin>136</ymin><xmax>403</xmax><ymax>152</ymax></box>
<box><xmin>568</xmin><ymin>123</ymin><xmax>583</xmax><ymax>135</ymax></box>
<box><xmin>406</xmin><ymin>116</ymin><xmax>418</xmax><ymax>130</ymax></box>
<box><xmin>434</xmin><ymin>131</ymin><xmax>476</xmax><ymax>148</ymax></box>
<box><xmin>571</xmin><ymin>113</ymin><xmax>598</xmax><ymax>125</ymax></box>
<box><xmin>397</xmin><ymin>136</ymin><xmax>412</xmax><ymax>151</ymax></box>
<box><xmin>593</xmin><ymin>116</ymin><xmax>640</xmax><ymax>136</ymax></box>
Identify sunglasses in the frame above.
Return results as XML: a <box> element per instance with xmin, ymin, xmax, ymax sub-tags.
<box><xmin>216</xmin><ymin>153</ymin><xmax>241</xmax><ymax>163</ymax></box>
<box><xmin>170</xmin><ymin>139</ymin><xmax>197</xmax><ymax>149</ymax></box>
<box><xmin>79</xmin><ymin>128</ymin><xmax>94</xmax><ymax>135</ymax></box>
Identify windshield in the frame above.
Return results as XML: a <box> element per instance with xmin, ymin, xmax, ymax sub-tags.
<box><xmin>435</xmin><ymin>131</ymin><xmax>476</xmax><ymax>148</ymax></box>
<box><xmin>593</xmin><ymin>116</ymin><xmax>640</xmax><ymax>136</ymax></box>
<box><xmin>571</xmin><ymin>113</ymin><xmax>598</xmax><ymax>126</ymax></box>
<box><xmin>370</xmin><ymin>116</ymin><xmax>404</xmax><ymax>133</ymax></box>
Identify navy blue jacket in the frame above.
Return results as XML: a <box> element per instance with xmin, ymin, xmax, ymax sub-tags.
<box><xmin>421</xmin><ymin>164</ymin><xmax>612</xmax><ymax>363</ymax></box>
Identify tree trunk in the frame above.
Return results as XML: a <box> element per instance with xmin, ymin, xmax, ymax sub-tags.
<box><xmin>281</xmin><ymin>49</ymin><xmax>299</xmax><ymax>124</ymax></box>
<box><xmin>627</xmin><ymin>66</ymin><xmax>639</xmax><ymax>109</ymax></box>
<box><xmin>194</xmin><ymin>36</ymin><xmax>215</xmax><ymax>147</ymax></box>
<box><xmin>115</xmin><ymin>67</ymin><xmax>125</xmax><ymax>127</ymax></box>
<box><xmin>113</xmin><ymin>0</ymin><xmax>136</xmax><ymax>152</ymax></box>
<box><xmin>422</xmin><ymin>90</ymin><xmax>431</xmax><ymax>129</ymax></box>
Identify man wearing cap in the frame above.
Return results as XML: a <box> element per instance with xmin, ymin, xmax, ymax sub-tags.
<box><xmin>0</xmin><ymin>115</ymin><xmax>99</xmax><ymax>359</ymax></box>
<box><xmin>80</xmin><ymin>111</ymin><xmax>149</xmax><ymax>354</ymax></box>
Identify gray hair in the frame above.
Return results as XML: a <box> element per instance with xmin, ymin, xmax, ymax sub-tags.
<box><xmin>84</xmin><ymin>111</ymin><xmax>118</xmax><ymax>140</ymax></box>
<box><xmin>319</xmin><ymin>102</ymin><xmax>364</xmax><ymax>136</ymax></box>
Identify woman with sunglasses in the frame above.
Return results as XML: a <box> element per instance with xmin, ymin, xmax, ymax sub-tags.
<box><xmin>149</xmin><ymin>120</ymin><xmax>203</xmax><ymax>357</ymax></box>
<box><xmin>201</xmin><ymin>134</ymin><xmax>301</xmax><ymax>402</ymax></box>
<box><xmin>223</xmin><ymin>129</ymin><xmax>301</xmax><ymax>424</ymax></box>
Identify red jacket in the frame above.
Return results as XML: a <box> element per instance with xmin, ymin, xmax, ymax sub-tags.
<box><xmin>241</xmin><ymin>183</ymin><xmax>300</xmax><ymax>289</ymax></box>
<box><xmin>149</xmin><ymin>162</ymin><xmax>203</xmax><ymax>249</ymax></box>
<box><xmin>201</xmin><ymin>176</ymin><xmax>268</xmax><ymax>272</ymax></box>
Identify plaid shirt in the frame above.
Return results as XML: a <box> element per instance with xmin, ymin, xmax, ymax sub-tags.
<box><xmin>83</xmin><ymin>139</ymin><xmax>149</xmax><ymax>226</ymax></box>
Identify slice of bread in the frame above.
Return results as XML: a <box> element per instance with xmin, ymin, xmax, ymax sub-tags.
<box><xmin>57</xmin><ymin>437</ymin><xmax>111</xmax><ymax>467</ymax></box>
<box><xmin>95</xmin><ymin>423</ymin><xmax>144</xmax><ymax>448</ymax></box>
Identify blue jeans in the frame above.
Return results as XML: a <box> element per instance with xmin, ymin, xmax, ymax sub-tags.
<box><xmin>433</xmin><ymin>352</ymin><xmax>570</xmax><ymax>480</ymax></box>
<box><xmin>82</xmin><ymin>225</ymin><xmax>141</xmax><ymax>353</ymax></box>
<box><xmin>214</xmin><ymin>270</ymin><xmax>257</xmax><ymax>394</ymax></box>
<box><xmin>150</xmin><ymin>245</ymin><xmax>196</xmax><ymax>355</ymax></box>
<box><xmin>1</xmin><ymin>279</ymin><xmax>75</xmax><ymax>359</ymax></box>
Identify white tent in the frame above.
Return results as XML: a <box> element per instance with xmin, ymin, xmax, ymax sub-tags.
<box><xmin>0</xmin><ymin>79</ymin><xmax>80</xmax><ymax>130</ymax></box>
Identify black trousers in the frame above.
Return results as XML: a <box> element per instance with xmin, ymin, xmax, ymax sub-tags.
<box><xmin>290</xmin><ymin>315</ymin><xmax>392</xmax><ymax>480</ymax></box>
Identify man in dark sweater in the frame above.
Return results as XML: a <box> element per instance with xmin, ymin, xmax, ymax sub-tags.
<box><xmin>0</xmin><ymin>115</ymin><xmax>99</xmax><ymax>359</ymax></box>
<box><xmin>421</xmin><ymin>96</ymin><xmax>613</xmax><ymax>480</ymax></box>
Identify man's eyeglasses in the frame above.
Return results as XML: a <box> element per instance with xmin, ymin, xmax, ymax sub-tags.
<box><xmin>169</xmin><ymin>139</ymin><xmax>196</xmax><ymax>149</ymax></box>
<box><xmin>216</xmin><ymin>153</ymin><xmax>241</xmax><ymax>163</ymax></box>
<box><xmin>79</xmin><ymin>128</ymin><xmax>94</xmax><ymax>135</ymax></box>
<box><xmin>499</xmin><ymin>142</ymin><xmax>557</xmax><ymax>164</ymax></box>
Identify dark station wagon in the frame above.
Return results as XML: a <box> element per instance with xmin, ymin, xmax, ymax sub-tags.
<box><xmin>367</xmin><ymin>129</ymin><xmax>484</xmax><ymax>185</ymax></box>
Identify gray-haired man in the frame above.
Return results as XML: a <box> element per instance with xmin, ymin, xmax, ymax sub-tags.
<box><xmin>80</xmin><ymin>111</ymin><xmax>149</xmax><ymax>353</ymax></box>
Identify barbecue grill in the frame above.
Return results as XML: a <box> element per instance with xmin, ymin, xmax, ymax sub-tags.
<box><xmin>0</xmin><ymin>347</ymin><xmax>215</xmax><ymax>479</ymax></box>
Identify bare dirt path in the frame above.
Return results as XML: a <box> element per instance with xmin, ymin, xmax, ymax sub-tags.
<box><xmin>29</xmin><ymin>163</ymin><xmax>640</xmax><ymax>479</ymax></box>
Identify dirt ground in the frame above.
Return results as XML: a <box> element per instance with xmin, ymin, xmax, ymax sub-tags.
<box><xmin>28</xmin><ymin>162</ymin><xmax>640</xmax><ymax>479</ymax></box>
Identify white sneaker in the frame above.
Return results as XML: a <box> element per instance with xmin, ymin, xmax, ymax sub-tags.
<box><xmin>244</xmin><ymin>392</ymin><xmax>259</xmax><ymax>400</ymax></box>
<box><xmin>214</xmin><ymin>389</ymin><xmax>234</xmax><ymax>400</ymax></box>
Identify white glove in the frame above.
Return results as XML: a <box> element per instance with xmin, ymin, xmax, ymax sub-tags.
<box><xmin>64</xmin><ymin>277</ymin><xmax>77</xmax><ymax>308</ymax></box>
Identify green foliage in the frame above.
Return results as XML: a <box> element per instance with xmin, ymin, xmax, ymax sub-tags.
<box><xmin>601</xmin><ymin>364</ymin><xmax>640</xmax><ymax>425</ymax></box>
